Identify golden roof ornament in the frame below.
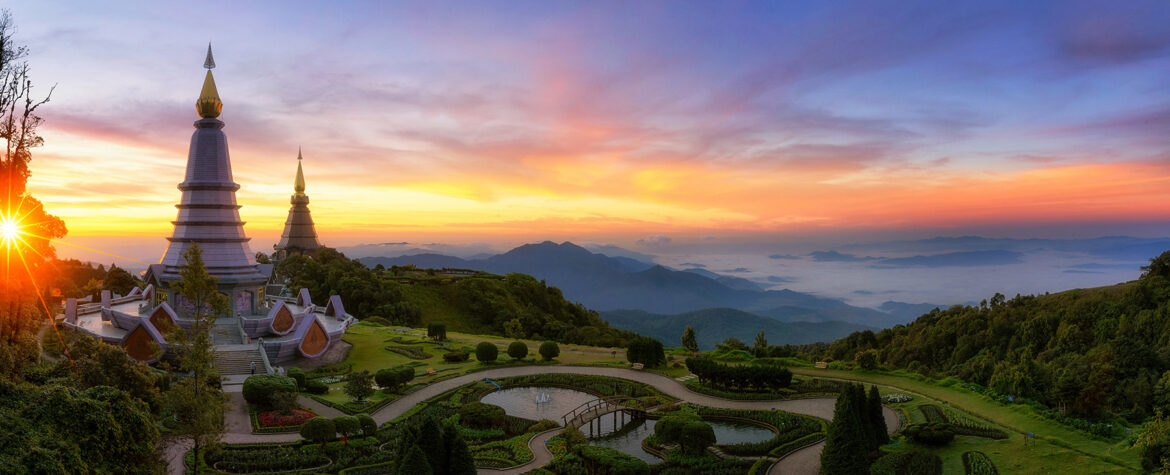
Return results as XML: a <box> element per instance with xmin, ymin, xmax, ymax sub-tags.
<box><xmin>294</xmin><ymin>148</ymin><xmax>306</xmax><ymax>195</ymax></box>
<box><xmin>196</xmin><ymin>43</ymin><xmax>222</xmax><ymax>118</ymax></box>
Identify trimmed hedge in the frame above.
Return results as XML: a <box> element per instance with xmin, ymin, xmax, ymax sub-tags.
<box><xmin>242</xmin><ymin>374</ymin><xmax>298</xmax><ymax>409</ymax></box>
<box><xmin>574</xmin><ymin>445</ymin><xmax>650</xmax><ymax>475</ymax></box>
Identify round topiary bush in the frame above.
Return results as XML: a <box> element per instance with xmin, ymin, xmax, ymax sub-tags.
<box><xmin>303</xmin><ymin>378</ymin><xmax>328</xmax><ymax>394</ymax></box>
<box><xmin>904</xmin><ymin>422</ymin><xmax>956</xmax><ymax>446</ymax></box>
<box><xmin>242</xmin><ymin>374</ymin><xmax>297</xmax><ymax>408</ymax></box>
<box><xmin>678</xmin><ymin>420</ymin><xmax>716</xmax><ymax>454</ymax></box>
<box><xmin>355</xmin><ymin>414</ymin><xmax>378</xmax><ymax>436</ymax></box>
<box><xmin>286</xmin><ymin>367</ymin><xmax>306</xmax><ymax>389</ymax></box>
<box><xmin>653</xmin><ymin>415</ymin><xmax>689</xmax><ymax>443</ymax></box>
<box><xmin>539</xmin><ymin>341</ymin><xmax>560</xmax><ymax>361</ymax></box>
<box><xmin>300</xmin><ymin>416</ymin><xmax>335</xmax><ymax>445</ymax></box>
<box><xmin>333</xmin><ymin>415</ymin><xmax>360</xmax><ymax>439</ymax></box>
<box><xmin>507</xmin><ymin>341</ymin><xmax>528</xmax><ymax>360</ymax></box>
<box><xmin>476</xmin><ymin>342</ymin><xmax>498</xmax><ymax>362</ymax></box>
<box><xmin>459</xmin><ymin>401</ymin><xmax>507</xmax><ymax>429</ymax></box>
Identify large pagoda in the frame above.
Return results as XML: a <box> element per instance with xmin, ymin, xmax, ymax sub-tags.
<box><xmin>273</xmin><ymin>149</ymin><xmax>323</xmax><ymax>260</ymax></box>
<box><xmin>64</xmin><ymin>45</ymin><xmax>355</xmax><ymax>369</ymax></box>
<box><xmin>144</xmin><ymin>44</ymin><xmax>271</xmax><ymax>315</ymax></box>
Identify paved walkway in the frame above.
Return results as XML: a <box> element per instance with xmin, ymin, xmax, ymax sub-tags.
<box><xmin>165</xmin><ymin>366</ymin><xmax>898</xmax><ymax>474</ymax></box>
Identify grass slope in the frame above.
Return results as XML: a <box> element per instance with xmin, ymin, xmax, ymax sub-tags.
<box><xmin>792</xmin><ymin>367</ymin><xmax>1140</xmax><ymax>474</ymax></box>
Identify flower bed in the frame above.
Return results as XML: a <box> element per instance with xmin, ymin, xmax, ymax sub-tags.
<box><xmin>258</xmin><ymin>409</ymin><xmax>316</xmax><ymax>428</ymax></box>
<box><xmin>883</xmin><ymin>393</ymin><xmax>913</xmax><ymax>403</ymax></box>
<box><xmin>248</xmin><ymin>405</ymin><xmax>319</xmax><ymax>433</ymax></box>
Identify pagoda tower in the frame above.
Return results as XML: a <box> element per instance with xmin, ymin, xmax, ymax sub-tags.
<box><xmin>146</xmin><ymin>44</ymin><xmax>270</xmax><ymax>316</ymax></box>
<box><xmin>273</xmin><ymin>148</ymin><xmax>323</xmax><ymax>259</ymax></box>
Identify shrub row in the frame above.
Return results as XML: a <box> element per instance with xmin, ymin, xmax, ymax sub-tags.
<box><xmin>685</xmin><ymin>357</ymin><xmax>793</xmax><ymax>390</ymax></box>
<box><xmin>384</xmin><ymin>345</ymin><xmax>433</xmax><ymax>359</ymax></box>
<box><xmin>962</xmin><ymin>451</ymin><xmax>1000</xmax><ymax>475</ymax></box>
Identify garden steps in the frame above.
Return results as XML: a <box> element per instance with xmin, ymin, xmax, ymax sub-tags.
<box><xmin>214</xmin><ymin>348</ymin><xmax>266</xmax><ymax>376</ymax></box>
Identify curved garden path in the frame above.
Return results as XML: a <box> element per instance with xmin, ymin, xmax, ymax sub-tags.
<box><xmin>167</xmin><ymin>366</ymin><xmax>898</xmax><ymax>474</ymax></box>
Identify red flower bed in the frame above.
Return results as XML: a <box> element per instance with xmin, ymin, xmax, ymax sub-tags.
<box><xmin>258</xmin><ymin>409</ymin><xmax>316</xmax><ymax>428</ymax></box>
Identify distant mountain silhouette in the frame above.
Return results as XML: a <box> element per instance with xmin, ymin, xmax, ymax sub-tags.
<box><xmin>600</xmin><ymin>308</ymin><xmax>876</xmax><ymax>350</ymax></box>
<box><xmin>877</xmin><ymin>301</ymin><xmax>945</xmax><ymax>320</ymax></box>
<box><xmin>359</xmin><ymin>241</ymin><xmax>908</xmax><ymax>327</ymax></box>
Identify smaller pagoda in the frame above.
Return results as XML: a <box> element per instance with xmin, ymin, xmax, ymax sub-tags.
<box><xmin>273</xmin><ymin>149</ymin><xmax>323</xmax><ymax>260</ymax></box>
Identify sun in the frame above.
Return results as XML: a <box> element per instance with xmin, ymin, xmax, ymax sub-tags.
<box><xmin>0</xmin><ymin>215</ymin><xmax>20</xmax><ymax>246</ymax></box>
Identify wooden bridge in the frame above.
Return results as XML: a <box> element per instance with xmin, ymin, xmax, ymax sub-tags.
<box><xmin>561</xmin><ymin>396</ymin><xmax>648</xmax><ymax>437</ymax></box>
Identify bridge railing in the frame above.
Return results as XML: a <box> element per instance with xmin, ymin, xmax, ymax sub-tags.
<box><xmin>560</xmin><ymin>396</ymin><xmax>643</xmax><ymax>426</ymax></box>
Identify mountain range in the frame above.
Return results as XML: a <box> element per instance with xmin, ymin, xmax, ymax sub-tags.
<box><xmin>359</xmin><ymin>241</ymin><xmax>921</xmax><ymax>343</ymax></box>
<box><xmin>600</xmin><ymin>308</ymin><xmax>877</xmax><ymax>350</ymax></box>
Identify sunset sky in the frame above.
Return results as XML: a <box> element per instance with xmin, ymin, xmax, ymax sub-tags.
<box><xmin>6</xmin><ymin>0</ymin><xmax>1170</xmax><ymax>264</ymax></box>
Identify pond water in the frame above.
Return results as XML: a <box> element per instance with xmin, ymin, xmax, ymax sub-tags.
<box><xmin>479</xmin><ymin>386</ymin><xmax>598</xmax><ymax>421</ymax></box>
<box><xmin>587</xmin><ymin>418</ymin><xmax>775</xmax><ymax>463</ymax></box>
<box><xmin>478</xmin><ymin>386</ymin><xmax>774</xmax><ymax>463</ymax></box>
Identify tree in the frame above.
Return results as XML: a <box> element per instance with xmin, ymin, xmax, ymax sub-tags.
<box><xmin>376</xmin><ymin>365</ymin><xmax>414</xmax><ymax>393</ymax></box>
<box><xmin>681</xmin><ymin>325</ymin><xmax>699</xmax><ymax>352</ymax></box>
<box><xmin>356</xmin><ymin>413</ymin><xmax>377</xmax><ymax>437</ymax></box>
<box><xmin>397</xmin><ymin>444</ymin><xmax>433</xmax><ymax>475</ymax></box>
<box><xmin>507</xmin><ymin>341</ymin><xmax>528</xmax><ymax>360</ymax></box>
<box><xmin>445</xmin><ymin>425</ymin><xmax>477</xmax><ymax>475</ymax></box>
<box><xmin>344</xmin><ymin>369</ymin><xmax>374</xmax><ymax>402</ymax></box>
<box><xmin>333</xmin><ymin>415</ymin><xmax>359</xmax><ymax>443</ymax></box>
<box><xmin>753</xmin><ymin>330</ymin><xmax>768</xmax><ymax>357</ymax></box>
<box><xmin>270</xmin><ymin>390</ymin><xmax>299</xmax><ymax>415</ymax></box>
<box><xmin>427</xmin><ymin>322</ymin><xmax>447</xmax><ymax>341</ymax></box>
<box><xmin>539</xmin><ymin>341</ymin><xmax>560</xmax><ymax>361</ymax></box>
<box><xmin>286</xmin><ymin>367</ymin><xmax>306</xmax><ymax>389</ymax></box>
<box><xmin>678</xmin><ymin>420</ymin><xmax>716</xmax><ymax>454</ymax></box>
<box><xmin>867</xmin><ymin>385</ymin><xmax>889</xmax><ymax>448</ymax></box>
<box><xmin>300</xmin><ymin>417</ymin><xmax>334</xmax><ymax>446</ymax></box>
<box><xmin>503</xmin><ymin>318</ymin><xmax>526</xmax><ymax>339</ymax></box>
<box><xmin>855</xmin><ymin>349</ymin><xmax>878</xmax><ymax>370</ymax></box>
<box><xmin>163</xmin><ymin>244</ymin><xmax>229</xmax><ymax>474</ymax></box>
<box><xmin>0</xmin><ymin>382</ymin><xmax>162</xmax><ymax>473</ymax></box>
<box><xmin>1142</xmin><ymin>250</ymin><xmax>1170</xmax><ymax>280</ymax></box>
<box><xmin>627</xmin><ymin>337</ymin><xmax>665</xmax><ymax>367</ymax></box>
<box><xmin>242</xmin><ymin>374</ymin><xmax>297</xmax><ymax>408</ymax></box>
<box><xmin>416</xmin><ymin>417</ymin><xmax>446</xmax><ymax>474</ymax></box>
<box><xmin>459</xmin><ymin>401</ymin><xmax>507</xmax><ymax>428</ymax></box>
<box><xmin>819</xmin><ymin>384</ymin><xmax>868</xmax><ymax>474</ymax></box>
<box><xmin>476</xmin><ymin>342</ymin><xmax>498</xmax><ymax>362</ymax></box>
<box><xmin>104</xmin><ymin>264</ymin><xmax>137</xmax><ymax>296</ymax></box>
<box><xmin>0</xmin><ymin>9</ymin><xmax>67</xmax><ymax>381</ymax></box>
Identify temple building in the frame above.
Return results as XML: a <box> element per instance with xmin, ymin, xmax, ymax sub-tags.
<box><xmin>62</xmin><ymin>46</ymin><xmax>353</xmax><ymax>374</ymax></box>
<box><xmin>273</xmin><ymin>149</ymin><xmax>323</xmax><ymax>261</ymax></box>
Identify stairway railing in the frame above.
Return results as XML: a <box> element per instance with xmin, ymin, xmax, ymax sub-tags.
<box><xmin>256</xmin><ymin>337</ymin><xmax>274</xmax><ymax>375</ymax></box>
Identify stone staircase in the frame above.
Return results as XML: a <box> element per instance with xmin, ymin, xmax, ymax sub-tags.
<box><xmin>214</xmin><ymin>347</ymin><xmax>266</xmax><ymax>376</ymax></box>
<box><xmin>211</xmin><ymin>324</ymin><xmax>243</xmax><ymax>346</ymax></box>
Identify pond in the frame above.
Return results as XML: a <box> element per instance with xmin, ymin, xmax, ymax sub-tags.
<box><xmin>587</xmin><ymin>418</ymin><xmax>775</xmax><ymax>463</ymax></box>
<box><xmin>479</xmin><ymin>386</ymin><xmax>599</xmax><ymax>422</ymax></box>
<box><xmin>478</xmin><ymin>386</ymin><xmax>774</xmax><ymax>463</ymax></box>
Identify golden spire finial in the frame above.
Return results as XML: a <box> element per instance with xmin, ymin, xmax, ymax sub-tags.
<box><xmin>294</xmin><ymin>148</ymin><xmax>306</xmax><ymax>194</ymax></box>
<box><xmin>196</xmin><ymin>43</ymin><xmax>222</xmax><ymax>118</ymax></box>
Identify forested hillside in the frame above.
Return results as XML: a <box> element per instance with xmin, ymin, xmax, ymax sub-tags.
<box><xmin>277</xmin><ymin>248</ymin><xmax>638</xmax><ymax>347</ymax></box>
<box><xmin>819</xmin><ymin>252</ymin><xmax>1170</xmax><ymax>422</ymax></box>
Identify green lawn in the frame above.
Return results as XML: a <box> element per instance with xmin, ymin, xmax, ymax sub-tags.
<box><xmin>332</xmin><ymin>321</ymin><xmax>633</xmax><ymax>387</ymax></box>
<box><xmin>793</xmin><ymin>367</ymin><xmax>1140</xmax><ymax>473</ymax></box>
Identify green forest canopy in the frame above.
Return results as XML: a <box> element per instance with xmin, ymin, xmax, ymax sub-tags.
<box><xmin>277</xmin><ymin>248</ymin><xmax>639</xmax><ymax>347</ymax></box>
<box><xmin>819</xmin><ymin>251</ymin><xmax>1170</xmax><ymax>422</ymax></box>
